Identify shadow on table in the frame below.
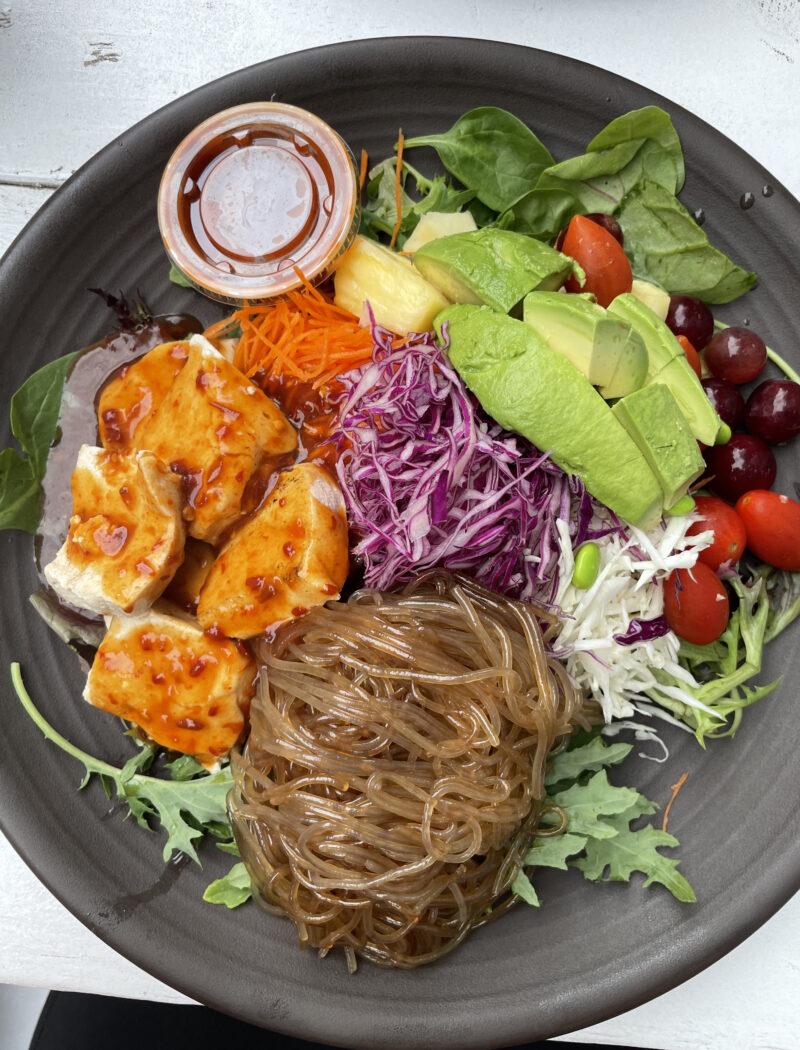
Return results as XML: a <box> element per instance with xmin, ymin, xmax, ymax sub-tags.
<box><xmin>30</xmin><ymin>992</ymin><xmax>643</xmax><ymax>1050</ymax></box>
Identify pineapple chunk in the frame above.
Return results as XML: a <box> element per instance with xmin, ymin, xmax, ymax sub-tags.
<box><xmin>630</xmin><ymin>279</ymin><xmax>670</xmax><ymax>322</ymax></box>
<box><xmin>334</xmin><ymin>235</ymin><xmax>449</xmax><ymax>335</ymax></box>
<box><xmin>402</xmin><ymin>211</ymin><xmax>478</xmax><ymax>254</ymax></box>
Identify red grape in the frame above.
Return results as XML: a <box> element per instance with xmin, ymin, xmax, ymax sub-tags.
<box><xmin>705</xmin><ymin>327</ymin><xmax>767</xmax><ymax>384</ymax></box>
<box><xmin>584</xmin><ymin>212</ymin><xmax>624</xmax><ymax>245</ymax></box>
<box><xmin>666</xmin><ymin>296</ymin><xmax>714</xmax><ymax>349</ymax></box>
<box><xmin>745</xmin><ymin>379</ymin><xmax>800</xmax><ymax>444</ymax></box>
<box><xmin>705</xmin><ymin>434</ymin><xmax>776</xmax><ymax>501</ymax></box>
<box><xmin>701</xmin><ymin>378</ymin><xmax>745</xmax><ymax>429</ymax></box>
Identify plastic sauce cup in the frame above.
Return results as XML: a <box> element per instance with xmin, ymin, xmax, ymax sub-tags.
<box><xmin>157</xmin><ymin>103</ymin><xmax>359</xmax><ymax>305</ymax></box>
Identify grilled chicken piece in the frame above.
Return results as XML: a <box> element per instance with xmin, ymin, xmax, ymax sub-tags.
<box><xmin>84</xmin><ymin>605</ymin><xmax>255</xmax><ymax>768</ymax></box>
<box><xmin>197</xmin><ymin>463</ymin><xmax>349</xmax><ymax>638</ymax></box>
<box><xmin>44</xmin><ymin>445</ymin><xmax>184</xmax><ymax>617</ymax></box>
<box><xmin>133</xmin><ymin>336</ymin><xmax>297</xmax><ymax>543</ymax></box>
<box><xmin>98</xmin><ymin>340</ymin><xmax>191</xmax><ymax>451</ymax></box>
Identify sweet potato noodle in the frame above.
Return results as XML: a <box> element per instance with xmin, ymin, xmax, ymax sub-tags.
<box><xmin>229</xmin><ymin>572</ymin><xmax>591</xmax><ymax>969</ymax></box>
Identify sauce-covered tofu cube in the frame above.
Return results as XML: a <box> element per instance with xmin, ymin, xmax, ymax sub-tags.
<box><xmin>134</xmin><ymin>336</ymin><xmax>297</xmax><ymax>543</ymax></box>
<box><xmin>84</xmin><ymin>606</ymin><xmax>254</xmax><ymax>767</ymax></box>
<box><xmin>197</xmin><ymin>463</ymin><xmax>349</xmax><ymax>638</ymax></box>
<box><xmin>98</xmin><ymin>340</ymin><xmax>191</xmax><ymax>450</ymax></box>
<box><xmin>44</xmin><ymin>445</ymin><xmax>184</xmax><ymax>617</ymax></box>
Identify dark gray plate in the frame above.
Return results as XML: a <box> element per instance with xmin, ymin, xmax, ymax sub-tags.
<box><xmin>1</xmin><ymin>37</ymin><xmax>798</xmax><ymax>1050</ymax></box>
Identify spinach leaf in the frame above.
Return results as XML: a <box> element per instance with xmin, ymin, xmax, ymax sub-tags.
<box><xmin>0</xmin><ymin>450</ymin><xmax>40</xmax><ymax>532</ymax></box>
<box><xmin>501</xmin><ymin>106</ymin><xmax>683</xmax><ymax>241</ymax></box>
<box><xmin>0</xmin><ymin>351</ymin><xmax>78</xmax><ymax>532</ymax></box>
<box><xmin>403</xmin><ymin>107</ymin><xmax>554</xmax><ymax>213</ymax></box>
<box><xmin>617</xmin><ymin>181</ymin><xmax>757</xmax><ymax>303</ymax></box>
<box><xmin>586</xmin><ymin>105</ymin><xmax>684</xmax><ymax>191</ymax></box>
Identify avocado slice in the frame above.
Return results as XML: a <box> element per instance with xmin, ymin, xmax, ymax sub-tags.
<box><xmin>523</xmin><ymin>291</ymin><xmax>648</xmax><ymax>397</ymax></box>
<box><xmin>436</xmin><ymin>304</ymin><xmax>663</xmax><ymax>527</ymax></box>
<box><xmin>613</xmin><ymin>384</ymin><xmax>704</xmax><ymax>506</ymax></box>
<box><xmin>607</xmin><ymin>292</ymin><xmax>721</xmax><ymax>445</ymax></box>
<box><xmin>414</xmin><ymin>228</ymin><xmax>579</xmax><ymax>314</ymax></box>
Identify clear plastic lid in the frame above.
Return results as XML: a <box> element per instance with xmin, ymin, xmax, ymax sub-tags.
<box><xmin>158</xmin><ymin>103</ymin><xmax>359</xmax><ymax>305</ymax></box>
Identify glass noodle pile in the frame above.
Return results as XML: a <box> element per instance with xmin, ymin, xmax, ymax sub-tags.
<box><xmin>231</xmin><ymin>574</ymin><xmax>591</xmax><ymax>968</ymax></box>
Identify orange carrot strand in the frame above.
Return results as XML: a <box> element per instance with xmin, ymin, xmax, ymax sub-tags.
<box><xmin>389</xmin><ymin>129</ymin><xmax>405</xmax><ymax>250</ymax></box>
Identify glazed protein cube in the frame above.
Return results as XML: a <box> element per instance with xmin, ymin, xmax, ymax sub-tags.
<box><xmin>197</xmin><ymin>462</ymin><xmax>349</xmax><ymax>638</ymax></box>
<box><xmin>84</xmin><ymin>604</ymin><xmax>255</xmax><ymax>767</ymax></box>
<box><xmin>133</xmin><ymin>335</ymin><xmax>297</xmax><ymax>543</ymax></box>
<box><xmin>43</xmin><ymin>445</ymin><xmax>184</xmax><ymax>617</ymax></box>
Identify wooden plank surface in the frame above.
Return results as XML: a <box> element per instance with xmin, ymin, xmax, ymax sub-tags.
<box><xmin>2</xmin><ymin>1</ymin><xmax>800</xmax><ymax>1047</ymax></box>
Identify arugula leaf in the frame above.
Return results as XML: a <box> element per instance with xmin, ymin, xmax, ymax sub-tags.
<box><xmin>546</xmin><ymin>769</ymin><xmax>640</xmax><ymax>839</ymax></box>
<box><xmin>165</xmin><ymin>754</ymin><xmax>209</xmax><ymax>781</ymax></box>
<box><xmin>617</xmin><ymin>181</ymin><xmax>757</xmax><ymax>303</ymax></box>
<box><xmin>403</xmin><ymin>107</ymin><xmax>554</xmax><ymax>213</ymax></box>
<box><xmin>168</xmin><ymin>263</ymin><xmax>194</xmax><ymax>289</ymax></box>
<box><xmin>545</xmin><ymin>737</ymin><xmax>632</xmax><ymax>787</ymax></box>
<box><xmin>522</xmin><ymin>833</ymin><xmax>587</xmax><ymax>870</ymax></box>
<box><xmin>0</xmin><ymin>351</ymin><xmax>79</xmax><ymax>532</ymax></box>
<box><xmin>11</xmin><ymin>664</ymin><xmax>232</xmax><ymax>863</ymax></box>
<box><xmin>511</xmin><ymin>869</ymin><xmax>541</xmax><ymax>907</ymax></box>
<box><xmin>203</xmin><ymin>861</ymin><xmax>252</xmax><ymax>908</ymax></box>
<box><xmin>575</xmin><ymin>807</ymin><xmax>696</xmax><ymax>903</ymax></box>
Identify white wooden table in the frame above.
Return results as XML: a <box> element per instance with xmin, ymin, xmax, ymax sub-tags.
<box><xmin>2</xmin><ymin>2</ymin><xmax>800</xmax><ymax>1047</ymax></box>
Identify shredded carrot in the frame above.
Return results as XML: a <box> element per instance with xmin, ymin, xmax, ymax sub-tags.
<box><xmin>661</xmin><ymin>772</ymin><xmax>689</xmax><ymax>833</ymax></box>
<box><xmin>389</xmin><ymin>129</ymin><xmax>405</xmax><ymax>250</ymax></box>
<box><xmin>205</xmin><ymin>278</ymin><xmax>374</xmax><ymax>390</ymax></box>
<box><xmin>358</xmin><ymin>147</ymin><xmax>368</xmax><ymax>191</ymax></box>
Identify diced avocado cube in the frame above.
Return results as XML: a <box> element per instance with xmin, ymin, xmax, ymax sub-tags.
<box><xmin>613</xmin><ymin>384</ymin><xmax>704</xmax><ymax>507</ymax></box>
<box><xmin>435</xmin><ymin>304</ymin><xmax>663</xmax><ymax>527</ymax></box>
<box><xmin>414</xmin><ymin>228</ymin><xmax>579</xmax><ymax>314</ymax></box>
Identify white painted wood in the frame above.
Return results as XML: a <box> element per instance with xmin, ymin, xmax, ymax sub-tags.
<box><xmin>2</xmin><ymin>1</ymin><xmax>800</xmax><ymax>1046</ymax></box>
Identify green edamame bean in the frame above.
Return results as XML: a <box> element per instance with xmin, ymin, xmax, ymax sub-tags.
<box><xmin>571</xmin><ymin>542</ymin><xmax>600</xmax><ymax>589</ymax></box>
<box><xmin>665</xmin><ymin>494</ymin><xmax>696</xmax><ymax>517</ymax></box>
<box><xmin>715</xmin><ymin>422</ymin><xmax>732</xmax><ymax>445</ymax></box>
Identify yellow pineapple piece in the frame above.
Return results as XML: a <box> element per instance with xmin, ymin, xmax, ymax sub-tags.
<box><xmin>334</xmin><ymin>235</ymin><xmax>449</xmax><ymax>335</ymax></box>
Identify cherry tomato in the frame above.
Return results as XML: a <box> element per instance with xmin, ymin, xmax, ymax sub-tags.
<box><xmin>735</xmin><ymin>490</ymin><xmax>800</xmax><ymax>571</ymax></box>
<box><xmin>676</xmin><ymin>335</ymin><xmax>702</xmax><ymax>380</ymax></box>
<box><xmin>562</xmin><ymin>214</ymin><xmax>632</xmax><ymax>307</ymax></box>
<box><xmin>687</xmin><ymin>495</ymin><xmax>746</xmax><ymax>570</ymax></box>
<box><xmin>663</xmin><ymin>565</ymin><xmax>730</xmax><ymax>645</ymax></box>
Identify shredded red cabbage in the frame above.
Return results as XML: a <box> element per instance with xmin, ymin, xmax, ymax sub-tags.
<box><xmin>613</xmin><ymin>615</ymin><xmax>670</xmax><ymax>646</ymax></box>
<box><xmin>334</xmin><ymin>321</ymin><xmax>616</xmax><ymax>603</ymax></box>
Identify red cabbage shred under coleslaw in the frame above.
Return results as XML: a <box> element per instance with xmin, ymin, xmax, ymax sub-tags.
<box><xmin>335</xmin><ymin>319</ymin><xmax>619</xmax><ymax>603</ymax></box>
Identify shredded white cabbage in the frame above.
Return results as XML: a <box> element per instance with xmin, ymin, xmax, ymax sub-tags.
<box><xmin>554</xmin><ymin>514</ymin><xmax>715</xmax><ymax>723</ymax></box>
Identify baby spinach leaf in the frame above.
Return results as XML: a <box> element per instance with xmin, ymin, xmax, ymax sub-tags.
<box><xmin>204</xmin><ymin>861</ymin><xmax>252</xmax><ymax>908</ymax></box>
<box><xmin>502</xmin><ymin>106</ymin><xmax>684</xmax><ymax>241</ymax></box>
<box><xmin>586</xmin><ymin>105</ymin><xmax>684</xmax><ymax>191</ymax></box>
<box><xmin>0</xmin><ymin>449</ymin><xmax>41</xmax><ymax>532</ymax></box>
<box><xmin>0</xmin><ymin>350</ymin><xmax>79</xmax><ymax>532</ymax></box>
<box><xmin>403</xmin><ymin>107</ymin><xmax>554</xmax><ymax>213</ymax></box>
<box><xmin>617</xmin><ymin>181</ymin><xmax>757</xmax><ymax>303</ymax></box>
